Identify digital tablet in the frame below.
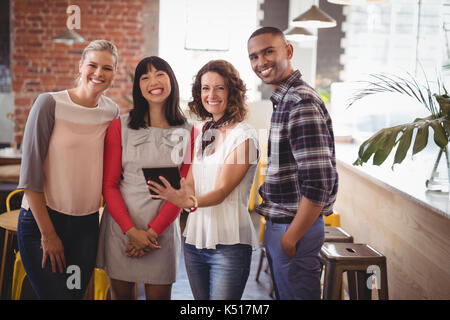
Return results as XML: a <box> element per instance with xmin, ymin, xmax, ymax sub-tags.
<box><xmin>142</xmin><ymin>167</ymin><xmax>181</xmax><ymax>195</ymax></box>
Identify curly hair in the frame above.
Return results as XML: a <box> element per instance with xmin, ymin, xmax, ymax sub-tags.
<box><xmin>188</xmin><ymin>60</ymin><xmax>247</xmax><ymax>122</ymax></box>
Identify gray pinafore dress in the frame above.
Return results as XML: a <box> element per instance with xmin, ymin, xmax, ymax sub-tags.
<box><xmin>97</xmin><ymin>114</ymin><xmax>192</xmax><ymax>284</ymax></box>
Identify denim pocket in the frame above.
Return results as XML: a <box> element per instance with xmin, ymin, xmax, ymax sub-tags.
<box><xmin>19</xmin><ymin>208</ymin><xmax>36</xmax><ymax>223</ymax></box>
<box><xmin>18</xmin><ymin>208</ymin><xmax>40</xmax><ymax>236</ymax></box>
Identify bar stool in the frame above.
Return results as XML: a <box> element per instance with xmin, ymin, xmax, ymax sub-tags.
<box><xmin>0</xmin><ymin>189</ymin><xmax>23</xmax><ymax>299</ymax></box>
<box><xmin>254</xmin><ymin>216</ymin><xmax>274</xmax><ymax>298</ymax></box>
<box><xmin>94</xmin><ymin>268</ymin><xmax>110</xmax><ymax>300</ymax></box>
<box><xmin>321</xmin><ymin>226</ymin><xmax>353</xmax><ymax>299</ymax></box>
<box><xmin>321</xmin><ymin>243</ymin><xmax>388</xmax><ymax>300</ymax></box>
<box><xmin>324</xmin><ymin>226</ymin><xmax>353</xmax><ymax>243</ymax></box>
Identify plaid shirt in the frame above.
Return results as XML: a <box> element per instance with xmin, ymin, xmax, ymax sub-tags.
<box><xmin>255</xmin><ymin>70</ymin><xmax>338</xmax><ymax>219</ymax></box>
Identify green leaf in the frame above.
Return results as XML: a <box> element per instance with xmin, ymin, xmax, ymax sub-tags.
<box><xmin>435</xmin><ymin>94</ymin><xmax>450</xmax><ymax>118</ymax></box>
<box><xmin>359</xmin><ymin>130</ymin><xmax>389</xmax><ymax>163</ymax></box>
<box><xmin>373</xmin><ymin>127</ymin><xmax>402</xmax><ymax>165</ymax></box>
<box><xmin>349</xmin><ymin>72</ymin><xmax>450</xmax><ymax>167</ymax></box>
<box><xmin>430</xmin><ymin>122</ymin><xmax>448</xmax><ymax>148</ymax></box>
<box><xmin>393</xmin><ymin>125</ymin><xmax>414</xmax><ymax>165</ymax></box>
<box><xmin>357</xmin><ymin>137</ymin><xmax>373</xmax><ymax>159</ymax></box>
<box><xmin>412</xmin><ymin>122</ymin><xmax>429</xmax><ymax>155</ymax></box>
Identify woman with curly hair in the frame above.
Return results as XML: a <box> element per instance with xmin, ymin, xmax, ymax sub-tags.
<box><xmin>148</xmin><ymin>59</ymin><xmax>260</xmax><ymax>300</ymax></box>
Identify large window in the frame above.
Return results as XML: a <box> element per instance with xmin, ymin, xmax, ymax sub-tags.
<box><xmin>331</xmin><ymin>0</ymin><xmax>449</xmax><ymax>142</ymax></box>
<box><xmin>159</xmin><ymin>0</ymin><xmax>259</xmax><ymax>104</ymax></box>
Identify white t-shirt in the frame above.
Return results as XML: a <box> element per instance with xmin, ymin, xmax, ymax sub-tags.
<box><xmin>183</xmin><ymin>121</ymin><xmax>260</xmax><ymax>250</ymax></box>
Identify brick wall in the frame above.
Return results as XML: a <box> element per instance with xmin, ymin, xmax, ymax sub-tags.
<box><xmin>11</xmin><ymin>0</ymin><xmax>159</xmax><ymax>143</ymax></box>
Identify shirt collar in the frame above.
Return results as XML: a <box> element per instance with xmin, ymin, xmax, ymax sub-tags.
<box><xmin>270</xmin><ymin>70</ymin><xmax>302</xmax><ymax>108</ymax></box>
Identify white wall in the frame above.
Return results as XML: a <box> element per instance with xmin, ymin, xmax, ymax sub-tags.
<box><xmin>158</xmin><ymin>0</ymin><xmax>320</xmax><ymax>137</ymax></box>
<box><xmin>159</xmin><ymin>0</ymin><xmax>260</xmax><ymax>102</ymax></box>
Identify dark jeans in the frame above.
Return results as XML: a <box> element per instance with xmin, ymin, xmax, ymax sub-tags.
<box><xmin>17</xmin><ymin>207</ymin><xmax>99</xmax><ymax>300</ymax></box>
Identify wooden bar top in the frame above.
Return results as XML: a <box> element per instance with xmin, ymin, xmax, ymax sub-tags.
<box><xmin>0</xmin><ymin>165</ymin><xmax>20</xmax><ymax>184</ymax></box>
<box><xmin>0</xmin><ymin>148</ymin><xmax>21</xmax><ymax>166</ymax></box>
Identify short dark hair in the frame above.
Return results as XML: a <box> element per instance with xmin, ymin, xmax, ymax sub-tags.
<box><xmin>248</xmin><ymin>26</ymin><xmax>286</xmax><ymax>42</ymax></box>
<box><xmin>128</xmin><ymin>56</ymin><xmax>186</xmax><ymax>130</ymax></box>
<box><xmin>188</xmin><ymin>60</ymin><xmax>247</xmax><ymax>123</ymax></box>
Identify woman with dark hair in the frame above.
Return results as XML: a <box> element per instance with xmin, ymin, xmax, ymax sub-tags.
<box><xmin>97</xmin><ymin>56</ymin><xmax>196</xmax><ymax>300</ymax></box>
<box><xmin>149</xmin><ymin>60</ymin><xmax>260</xmax><ymax>300</ymax></box>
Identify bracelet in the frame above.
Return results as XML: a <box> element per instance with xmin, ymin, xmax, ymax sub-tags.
<box><xmin>188</xmin><ymin>195</ymin><xmax>198</xmax><ymax>213</ymax></box>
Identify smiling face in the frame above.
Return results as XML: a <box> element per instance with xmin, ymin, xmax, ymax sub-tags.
<box><xmin>78</xmin><ymin>50</ymin><xmax>115</xmax><ymax>94</ymax></box>
<box><xmin>247</xmin><ymin>33</ymin><xmax>294</xmax><ymax>90</ymax></box>
<box><xmin>139</xmin><ymin>64</ymin><xmax>172</xmax><ymax>106</ymax></box>
<box><xmin>200</xmin><ymin>72</ymin><xmax>229</xmax><ymax>121</ymax></box>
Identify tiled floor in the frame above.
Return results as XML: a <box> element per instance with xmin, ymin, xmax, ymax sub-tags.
<box><xmin>137</xmin><ymin>211</ymin><xmax>275</xmax><ymax>300</ymax></box>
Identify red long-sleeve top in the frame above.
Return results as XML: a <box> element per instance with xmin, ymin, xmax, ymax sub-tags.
<box><xmin>102</xmin><ymin>118</ymin><xmax>197</xmax><ymax>235</ymax></box>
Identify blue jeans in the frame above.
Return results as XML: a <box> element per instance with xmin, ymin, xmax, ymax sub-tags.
<box><xmin>183</xmin><ymin>239</ymin><xmax>252</xmax><ymax>300</ymax></box>
<box><xmin>17</xmin><ymin>207</ymin><xmax>99</xmax><ymax>300</ymax></box>
<box><xmin>264</xmin><ymin>215</ymin><xmax>324</xmax><ymax>300</ymax></box>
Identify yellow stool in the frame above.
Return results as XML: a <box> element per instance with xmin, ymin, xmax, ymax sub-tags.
<box><xmin>254</xmin><ymin>216</ymin><xmax>274</xmax><ymax>298</ymax></box>
<box><xmin>324</xmin><ymin>212</ymin><xmax>341</xmax><ymax>227</ymax></box>
<box><xmin>249</xmin><ymin>161</ymin><xmax>266</xmax><ymax>211</ymax></box>
<box><xmin>95</xmin><ymin>199</ymin><xmax>109</xmax><ymax>300</ymax></box>
<box><xmin>6</xmin><ymin>188</ymin><xmax>23</xmax><ymax>213</ymax></box>
<box><xmin>248</xmin><ymin>145</ymin><xmax>268</xmax><ymax>211</ymax></box>
<box><xmin>255</xmin><ymin>216</ymin><xmax>266</xmax><ymax>281</ymax></box>
<box><xmin>6</xmin><ymin>189</ymin><xmax>26</xmax><ymax>300</ymax></box>
<box><xmin>11</xmin><ymin>250</ymin><xmax>26</xmax><ymax>300</ymax></box>
<box><xmin>94</xmin><ymin>268</ymin><xmax>110</xmax><ymax>300</ymax></box>
<box><xmin>258</xmin><ymin>216</ymin><xmax>266</xmax><ymax>244</ymax></box>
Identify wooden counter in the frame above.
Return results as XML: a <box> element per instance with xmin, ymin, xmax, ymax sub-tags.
<box><xmin>334</xmin><ymin>143</ymin><xmax>450</xmax><ymax>299</ymax></box>
<box><xmin>0</xmin><ymin>165</ymin><xmax>20</xmax><ymax>183</ymax></box>
<box><xmin>0</xmin><ymin>148</ymin><xmax>21</xmax><ymax>166</ymax></box>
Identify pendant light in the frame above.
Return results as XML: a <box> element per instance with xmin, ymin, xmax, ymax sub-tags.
<box><xmin>53</xmin><ymin>29</ymin><xmax>85</xmax><ymax>45</ymax></box>
<box><xmin>292</xmin><ymin>5</ymin><xmax>337</xmax><ymax>29</ymax></box>
<box><xmin>53</xmin><ymin>0</ymin><xmax>85</xmax><ymax>45</ymax></box>
<box><xmin>284</xmin><ymin>27</ymin><xmax>318</xmax><ymax>42</ymax></box>
<box><xmin>327</xmin><ymin>0</ymin><xmax>389</xmax><ymax>5</ymax></box>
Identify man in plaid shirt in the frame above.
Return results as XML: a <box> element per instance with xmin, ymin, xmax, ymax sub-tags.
<box><xmin>247</xmin><ymin>27</ymin><xmax>338</xmax><ymax>300</ymax></box>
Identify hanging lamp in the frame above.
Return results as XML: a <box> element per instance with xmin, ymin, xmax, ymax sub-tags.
<box><xmin>327</xmin><ymin>0</ymin><xmax>389</xmax><ymax>5</ymax></box>
<box><xmin>53</xmin><ymin>0</ymin><xmax>85</xmax><ymax>45</ymax></box>
<box><xmin>292</xmin><ymin>5</ymin><xmax>337</xmax><ymax>29</ymax></box>
<box><xmin>53</xmin><ymin>29</ymin><xmax>85</xmax><ymax>45</ymax></box>
<box><xmin>284</xmin><ymin>27</ymin><xmax>318</xmax><ymax>42</ymax></box>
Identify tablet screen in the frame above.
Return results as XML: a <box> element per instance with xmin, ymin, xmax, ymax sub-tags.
<box><xmin>142</xmin><ymin>167</ymin><xmax>181</xmax><ymax>195</ymax></box>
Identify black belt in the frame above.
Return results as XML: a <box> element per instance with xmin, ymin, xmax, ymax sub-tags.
<box><xmin>266</xmin><ymin>215</ymin><xmax>294</xmax><ymax>224</ymax></box>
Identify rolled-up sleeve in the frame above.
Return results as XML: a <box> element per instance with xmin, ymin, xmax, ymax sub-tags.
<box><xmin>17</xmin><ymin>93</ymin><xmax>55</xmax><ymax>192</ymax></box>
<box><xmin>288</xmin><ymin>99</ymin><xmax>337</xmax><ymax>207</ymax></box>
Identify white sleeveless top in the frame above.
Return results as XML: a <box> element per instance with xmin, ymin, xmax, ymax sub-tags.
<box><xmin>183</xmin><ymin>121</ymin><xmax>260</xmax><ymax>250</ymax></box>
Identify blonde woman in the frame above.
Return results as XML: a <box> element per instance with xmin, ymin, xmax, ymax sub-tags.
<box><xmin>17</xmin><ymin>40</ymin><xmax>120</xmax><ymax>299</ymax></box>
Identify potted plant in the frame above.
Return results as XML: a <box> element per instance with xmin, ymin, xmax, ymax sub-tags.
<box><xmin>348</xmin><ymin>73</ymin><xmax>450</xmax><ymax>190</ymax></box>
